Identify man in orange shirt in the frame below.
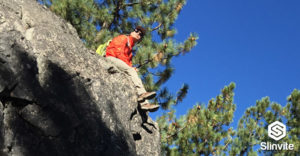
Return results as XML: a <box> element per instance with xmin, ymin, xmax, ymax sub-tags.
<box><xmin>106</xmin><ymin>26</ymin><xmax>159</xmax><ymax>112</ymax></box>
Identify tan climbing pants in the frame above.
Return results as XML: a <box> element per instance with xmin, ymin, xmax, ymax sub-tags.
<box><xmin>106</xmin><ymin>56</ymin><xmax>147</xmax><ymax>96</ymax></box>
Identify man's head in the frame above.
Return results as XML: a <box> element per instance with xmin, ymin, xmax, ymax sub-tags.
<box><xmin>130</xmin><ymin>26</ymin><xmax>146</xmax><ymax>43</ymax></box>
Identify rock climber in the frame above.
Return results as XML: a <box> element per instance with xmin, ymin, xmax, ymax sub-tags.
<box><xmin>106</xmin><ymin>26</ymin><xmax>160</xmax><ymax>112</ymax></box>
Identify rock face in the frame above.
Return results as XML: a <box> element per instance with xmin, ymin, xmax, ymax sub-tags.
<box><xmin>0</xmin><ymin>0</ymin><xmax>160</xmax><ymax>155</ymax></box>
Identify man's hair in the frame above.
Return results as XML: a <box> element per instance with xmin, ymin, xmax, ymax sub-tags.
<box><xmin>135</xmin><ymin>26</ymin><xmax>146</xmax><ymax>36</ymax></box>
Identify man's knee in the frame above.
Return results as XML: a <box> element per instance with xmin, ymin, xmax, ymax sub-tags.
<box><xmin>126</xmin><ymin>67</ymin><xmax>137</xmax><ymax>75</ymax></box>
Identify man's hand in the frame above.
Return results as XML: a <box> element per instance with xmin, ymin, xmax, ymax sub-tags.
<box><xmin>133</xmin><ymin>67</ymin><xmax>139</xmax><ymax>72</ymax></box>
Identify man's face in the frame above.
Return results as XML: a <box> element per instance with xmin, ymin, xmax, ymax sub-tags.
<box><xmin>130</xmin><ymin>29</ymin><xmax>143</xmax><ymax>42</ymax></box>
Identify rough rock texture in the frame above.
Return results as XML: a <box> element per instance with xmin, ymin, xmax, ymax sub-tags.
<box><xmin>0</xmin><ymin>0</ymin><xmax>160</xmax><ymax>155</ymax></box>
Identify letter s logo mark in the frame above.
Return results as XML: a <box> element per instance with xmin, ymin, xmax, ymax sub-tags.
<box><xmin>268</xmin><ymin>121</ymin><xmax>286</xmax><ymax>141</ymax></box>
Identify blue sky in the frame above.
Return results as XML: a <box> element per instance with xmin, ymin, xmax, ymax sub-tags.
<box><xmin>150</xmin><ymin>0</ymin><xmax>300</xmax><ymax>126</ymax></box>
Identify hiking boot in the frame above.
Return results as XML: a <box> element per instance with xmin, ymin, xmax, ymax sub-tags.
<box><xmin>140</xmin><ymin>103</ymin><xmax>160</xmax><ymax>112</ymax></box>
<box><xmin>138</xmin><ymin>92</ymin><xmax>156</xmax><ymax>102</ymax></box>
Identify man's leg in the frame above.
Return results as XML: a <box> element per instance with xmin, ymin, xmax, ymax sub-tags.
<box><xmin>106</xmin><ymin>57</ymin><xmax>146</xmax><ymax>95</ymax></box>
<box><xmin>106</xmin><ymin>56</ymin><xmax>160</xmax><ymax>112</ymax></box>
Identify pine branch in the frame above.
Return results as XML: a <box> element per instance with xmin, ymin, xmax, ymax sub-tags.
<box><xmin>240</xmin><ymin>148</ymin><xmax>248</xmax><ymax>156</ymax></box>
<box><xmin>212</xmin><ymin>141</ymin><xmax>230</xmax><ymax>156</ymax></box>
<box><xmin>101</xmin><ymin>22</ymin><xmax>109</xmax><ymax>29</ymax></box>
<box><xmin>136</xmin><ymin>52</ymin><xmax>179</xmax><ymax>68</ymax></box>
<box><xmin>106</xmin><ymin>1</ymin><xmax>123</xmax><ymax>30</ymax></box>
<box><xmin>148</xmin><ymin>71</ymin><xmax>161</xmax><ymax>76</ymax></box>
<box><xmin>223</xmin><ymin>141</ymin><xmax>230</xmax><ymax>151</ymax></box>
<box><xmin>136</xmin><ymin>58</ymin><xmax>152</xmax><ymax>68</ymax></box>
<box><xmin>166</xmin><ymin>107</ymin><xmax>201</xmax><ymax>139</ymax></box>
<box><xmin>122</xmin><ymin>2</ymin><xmax>140</xmax><ymax>7</ymax></box>
<box><xmin>152</xmin><ymin>23</ymin><xmax>162</xmax><ymax>31</ymax></box>
<box><xmin>166</xmin><ymin>124</ymin><xmax>188</xmax><ymax>139</ymax></box>
<box><xmin>151</xmin><ymin>2</ymin><xmax>183</xmax><ymax>31</ymax></box>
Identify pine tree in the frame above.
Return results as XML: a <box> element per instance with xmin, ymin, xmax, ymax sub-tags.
<box><xmin>157</xmin><ymin>83</ymin><xmax>236</xmax><ymax>155</ymax></box>
<box><xmin>230</xmin><ymin>89</ymin><xmax>299</xmax><ymax>156</ymax></box>
<box><xmin>159</xmin><ymin>83</ymin><xmax>299</xmax><ymax>156</ymax></box>
<box><xmin>38</xmin><ymin>0</ymin><xmax>198</xmax><ymax>109</ymax></box>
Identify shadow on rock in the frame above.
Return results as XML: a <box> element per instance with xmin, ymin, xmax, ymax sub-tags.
<box><xmin>0</xmin><ymin>42</ymin><xmax>136</xmax><ymax>156</ymax></box>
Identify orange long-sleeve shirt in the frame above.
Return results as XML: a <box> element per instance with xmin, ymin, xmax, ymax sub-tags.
<box><xmin>106</xmin><ymin>35</ymin><xmax>135</xmax><ymax>67</ymax></box>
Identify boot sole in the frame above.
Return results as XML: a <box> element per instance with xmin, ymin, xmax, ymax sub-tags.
<box><xmin>137</xmin><ymin>92</ymin><xmax>156</xmax><ymax>102</ymax></box>
<box><xmin>141</xmin><ymin>105</ymin><xmax>160</xmax><ymax>112</ymax></box>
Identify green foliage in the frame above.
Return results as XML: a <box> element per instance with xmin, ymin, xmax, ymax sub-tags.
<box><xmin>39</xmin><ymin>0</ymin><xmax>198</xmax><ymax>109</ymax></box>
<box><xmin>229</xmin><ymin>89</ymin><xmax>300</xmax><ymax>156</ymax></box>
<box><xmin>158</xmin><ymin>83</ymin><xmax>236</xmax><ymax>155</ymax></box>
<box><xmin>159</xmin><ymin>83</ymin><xmax>299</xmax><ymax>155</ymax></box>
<box><xmin>50</xmin><ymin>0</ymin><xmax>98</xmax><ymax>47</ymax></box>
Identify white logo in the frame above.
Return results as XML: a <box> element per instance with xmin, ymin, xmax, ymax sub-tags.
<box><xmin>268</xmin><ymin>121</ymin><xmax>286</xmax><ymax>141</ymax></box>
<box><xmin>261</xmin><ymin>121</ymin><xmax>294</xmax><ymax>151</ymax></box>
